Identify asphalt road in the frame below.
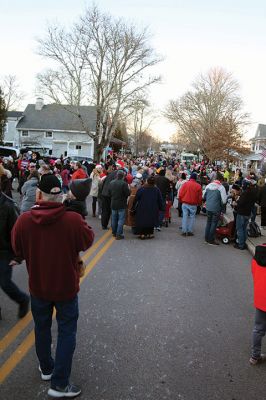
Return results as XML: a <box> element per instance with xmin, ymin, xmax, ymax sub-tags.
<box><xmin>0</xmin><ymin>200</ymin><xmax>265</xmax><ymax>400</ymax></box>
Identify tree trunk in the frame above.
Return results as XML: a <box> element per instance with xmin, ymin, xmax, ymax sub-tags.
<box><xmin>94</xmin><ymin>140</ymin><xmax>104</xmax><ymax>163</ymax></box>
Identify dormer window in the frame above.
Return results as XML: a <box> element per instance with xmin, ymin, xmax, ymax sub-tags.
<box><xmin>45</xmin><ymin>131</ymin><xmax>53</xmax><ymax>138</ymax></box>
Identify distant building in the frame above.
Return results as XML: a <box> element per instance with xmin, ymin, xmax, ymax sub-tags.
<box><xmin>4</xmin><ymin>111</ymin><xmax>23</xmax><ymax>147</ymax></box>
<box><xmin>5</xmin><ymin>99</ymin><xmax>97</xmax><ymax>158</ymax></box>
<box><xmin>245</xmin><ymin>124</ymin><xmax>266</xmax><ymax>171</ymax></box>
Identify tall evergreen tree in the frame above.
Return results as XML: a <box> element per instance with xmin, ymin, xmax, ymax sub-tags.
<box><xmin>0</xmin><ymin>87</ymin><xmax>7</xmax><ymax>145</ymax></box>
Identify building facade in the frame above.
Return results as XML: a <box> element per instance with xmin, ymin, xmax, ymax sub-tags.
<box><xmin>5</xmin><ymin>99</ymin><xmax>97</xmax><ymax>159</ymax></box>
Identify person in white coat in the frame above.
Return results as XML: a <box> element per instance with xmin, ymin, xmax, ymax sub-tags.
<box><xmin>90</xmin><ymin>165</ymin><xmax>102</xmax><ymax>217</ymax></box>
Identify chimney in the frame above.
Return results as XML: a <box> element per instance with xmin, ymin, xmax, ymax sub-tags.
<box><xmin>35</xmin><ymin>97</ymin><xmax>44</xmax><ymax>111</ymax></box>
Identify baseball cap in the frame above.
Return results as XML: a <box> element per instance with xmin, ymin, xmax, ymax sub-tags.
<box><xmin>38</xmin><ymin>174</ymin><xmax>62</xmax><ymax>194</ymax></box>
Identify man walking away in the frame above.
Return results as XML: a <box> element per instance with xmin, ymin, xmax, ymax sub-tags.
<box><xmin>203</xmin><ymin>173</ymin><xmax>227</xmax><ymax>245</ymax></box>
<box><xmin>108</xmin><ymin>170</ymin><xmax>130</xmax><ymax>240</ymax></box>
<box><xmin>178</xmin><ymin>172</ymin><xmax>202</xmax><ymax>236</ymax></box>
<box><xmin>12</xmin><ymin>174</ymin><xmax>94</xmax><ymax>398</ymax></box>
<box><xmin>0</xmin><ymin>182</ymin><xmax>29</xmax><ymax>319</ymax></box>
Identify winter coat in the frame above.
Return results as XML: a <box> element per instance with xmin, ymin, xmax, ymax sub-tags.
<box><xmin>71</xmin><ymin>168</ymin><xmax>87</xmax><ymax>180</ymax></box>
<box><xmin>125</xmin><ymin>186</ymin><xmax>138</xmax><ymax>227</ymax></box>
<box><xmin>0</xmin><ymin>192</ymin><xmax>19</xmax><ymax>256</ymax></box>
<box><xmin>101</xmin><ymin>171</ymin><xmax>117</xmax><ymax>197</ymax></box>
<box><xmin>108</xmin><ymin>179</ymin><xmax>130</xmax><ymax>210</ymax></box>
<box><xmin>21</xmin><ymin>177</ymin><xmax>39</xmax><ymax>213</ymax></box>
<box><xmin>135</xmin><ymin>185</ymin><xmax>163</xmax><ymax>228</ymax></box>
<box><xmin>252</xmin><ymin>245</ymin><xmax>266</xmax><ymax>311</ymax></box>
<box><xmin>64</xmin><ymin>199</ymin><xmax>88</xmax><ymax>218</ymax></box>
<box><xmin>258</xmin><ymin>185</ymin><xmax>266</xmax><ymax>208</ymax></box>
<box><xmin>90</xmin><ymin>172</ymin><xmax>101</xmax><ymax>197</ymax></box>
<box><xmin>236</xmin><ymin>187</ymin><xmax>258</xmax><ymax>216</ymax></box>
<box><xmin>11</xmin><ymin>202</ymin><xmax>94</xmax><ymax>301</ymax></box>
<box><xmin>154</xmin><ymin>175</ymin><xmax>171</xmax><ymax>199</ymax></box>
<box><xmin>179</xmin><ymin>179</ymin><xmax>202</xmax><ymax>206</ymax></box>
<box><xmin>61</xmin><ymin>169</ymin><xmax>70</xmax><ymax>187</ymax></box>
<box><xmin>203</xmin><ymin>181</ymin><xmax>227</xmax><ymax>213</ymax></box>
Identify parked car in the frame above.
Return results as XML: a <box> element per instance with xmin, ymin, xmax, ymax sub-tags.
<box><xmin>0</xmin><ymin>146</ymin><xmax>19</xmax><ymax>158</ymax></box>
<box><xmin>65</xmin><ymin>156</ymin><xmax>94</xmax><ymax>163</ymax></box>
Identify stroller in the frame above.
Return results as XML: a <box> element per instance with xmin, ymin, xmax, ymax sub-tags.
<box><xmin>215</xmin><ymin>216</ymin><xmax>236</xmax><ymax>244</ymax></box>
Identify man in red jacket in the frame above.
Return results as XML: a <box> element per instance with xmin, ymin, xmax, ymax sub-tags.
<box><xmin>178</xmin><ymin>172</ymin><xmax>202</xmax><ymax>236</ymax></box>
<box><xmin>12</xmin><ymin>174</ymin><xmax>94</xmax><ymax>398</ymax></box>
<box><xmin>250</xmin><ymin>244</ymin><xmax>266</xmax><ymax>365</ymax></box>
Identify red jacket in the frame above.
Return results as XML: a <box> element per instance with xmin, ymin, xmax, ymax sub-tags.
<box><xmin>71</xmin><ymin>168</ymin><xmax>87</xmax><ymax>180</ymax></box>
<box><xmin>252</xmin><ymin>245</ymin><xmax>266</xmax><ymax>311</ymax></box>
<box><xmin>11</xmin><ymin>202</ymin><xmax>94</xmax><ymax>301</ymax></box>
<box><xmin>178</xmin><ymin>179</ymin><xmax>202</xmax><ymax>205</ymax></box>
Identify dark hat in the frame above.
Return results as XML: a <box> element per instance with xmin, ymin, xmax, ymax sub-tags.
<box><xmin>38</xmin><ymin>174</ymin><xmax>62</xmax><ymax>194</ymax></box>
<box><xmin>190</xmin><ymin>172</ymin><xmax>198</xmax><ymax>180</ymax></box>
<box><xmin>117</xmin><ymin>170</ymin><xmax>125</xmax><ymax>178</ymax></box>
<box><xmin>70</xmin><ymin>178</ymin><xmax>92</xmax><ymax>200</ymax></box>
<box><xmin>232</xmin><ymin>183</ymin><xmax>240</xmax><ymax>191</ymax></box>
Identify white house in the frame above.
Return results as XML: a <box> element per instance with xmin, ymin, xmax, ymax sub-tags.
<box><xmin>244</xmin><ymin>124</ymin><xmax>266</xmax><ymax>171</ymax></box>
<box><xmin>6</xmin><ymin>99</ymin><xmax>97</xmax><ymax>159</ymax></box>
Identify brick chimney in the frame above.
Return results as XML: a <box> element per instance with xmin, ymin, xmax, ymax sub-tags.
<box><xmin>35</xmin><ymin>97</ymin><xmax>44</xmax><ymax>111</ymax></box>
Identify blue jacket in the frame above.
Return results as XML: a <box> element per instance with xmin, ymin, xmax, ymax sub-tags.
<box><xmin>203</xmin><ymin>181</ymin><xmax>227</xmax><ymax>213</ymax></box>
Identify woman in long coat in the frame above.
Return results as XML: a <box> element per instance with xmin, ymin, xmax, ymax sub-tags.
<box><xmin>134</xmin><ymin>175</ymin><xmax>163</xmax><ymax>239</ymax></box>
<box><xmin>20</xmin><ymin>170</ymin><xmax>40</xmax><ymax>213</ymax></box>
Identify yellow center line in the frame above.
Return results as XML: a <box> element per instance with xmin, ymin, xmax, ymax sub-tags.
<box><xmin>0</xmin><ymin>229</ymin><xmax>111</xmax><ymax>356</ymax></box>
<box><xmin>81</xmin><ymin>229</ymin><xmax>111</xmax><ymax>263</ymax></box>
<box><xmin>0</xmin><ymin>236</ymin><xmax>115</xmax><ymax>385</ymax></box>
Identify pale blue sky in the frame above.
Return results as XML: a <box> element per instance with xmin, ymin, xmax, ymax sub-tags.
<box><xmin>1</xmin><ymin>0</ymin><xmax>266</xmax><ymax>139</ymax></box>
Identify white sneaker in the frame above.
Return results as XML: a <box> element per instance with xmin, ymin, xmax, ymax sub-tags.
<box><xmin>39</xmin><ymin>365</ymin><xmax>53</xmax><ymax>381</ymax></box>
<box><xmin>48</xmin><ymin>384</ymin><xmax>81</xmax><ymax>398</ymax></box>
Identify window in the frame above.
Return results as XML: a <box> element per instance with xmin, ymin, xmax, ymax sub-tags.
<box><xmin>45</xmin><ymin>131</ymin><xmax>53</xmax><ymax>138</ymax></box>
<box><xmin>21</xmin><ymin>130</ymin><xmax>29</xmax><ymax>137</ymax></box>
<box><xmin>76</xmin><ymin>145</ymin><xmax>82</xmax><ymax>150</ymax></box>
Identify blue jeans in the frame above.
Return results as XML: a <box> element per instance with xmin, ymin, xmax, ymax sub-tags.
<box><xmin>111</xmin><ymin>208</ymin><xmax>126</xmax><ymax>236</ymax></box>
<box><xmin>181</xmin><ymin>204</ymin><xmax>197</xmax><ymax>233</ymax></box>
<box><xmin>205</xmin><ymin>211</ymin><xmax>220</xmax><ymax>242</ymax></box>
<box><xmin>31</xmin><ymin>295</ymin><xmax>79</xmax><ymax>388</ymax></box>
<box><xmin>252</xmin><ymin>308</ymin><xmax>266</xmax><ymax>359</ymax></box>
<box><xmin>236</xmin><ymin>214</ymin><xmax>249</xmax><ymax>249</ymax></box>
<box><xmin>0</xmin><ymin>252</ymin><xmax>28</xmax><ymax>305</ymax></box>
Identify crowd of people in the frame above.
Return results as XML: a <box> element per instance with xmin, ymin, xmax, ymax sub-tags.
<box><xmin>2</xmin><ymin>149</ymin><xmax>266</xmax><ymax>396</ymax></box>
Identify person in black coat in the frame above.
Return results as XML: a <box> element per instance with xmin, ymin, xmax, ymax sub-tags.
<box><xmin>100</xmin><ymin>169</ymin><xmax>117</xmax><ymax>229</ymax></box>
<box><xmin>258</xmin><ymin>181</ymin><xmax>266</xmax><ymax>227</ymax></box>
<box><xmin>235</xmin><ymin>180</ymin><xmax>258</xmax><ymax>250</ymax></box>
<box><xmin>0</xmin><ymin>183</ymin><xmax>29</xmax><ymax>319</ymax></box>
<box><xmin>154</xmin><ymin>169</ymin><xmax>170</xmax><ymax>227</ymax></box>
<box><xmin>134</xmin><ymin>175</ymin><xmax>163</xmax><ymax>239</ymax></box>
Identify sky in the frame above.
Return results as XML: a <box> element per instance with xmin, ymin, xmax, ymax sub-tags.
<box><xmin>1</xmin><ymin>0</ymin><xmax>266</xmax><ymax>141</ymax></box>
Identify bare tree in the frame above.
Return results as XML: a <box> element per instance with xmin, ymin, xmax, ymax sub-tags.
<box><xmin>0</xmin><ymin>87</ymin><xmax>7</xmax><ymax>144</ymax></box>
<box><xmin>125</xmin><ymin>97</ymin><xmax>160</xmax><ymax>155</ymax></box>
<box><xmin>165</xmin><ymin>68</ymin><xmax>249</xmax><ymax>162</ymax></box>
<box><xmin>36</xmin><ymin>5</ymin><xmax>161</xmax><ymax>161</ymax></box>
<box><xmin>1</xmin><ymin>75</ymin><xmax>25</xmax><ymax>111</ymax></box>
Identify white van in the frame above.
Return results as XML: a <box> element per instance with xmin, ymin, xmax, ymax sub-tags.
<box><xmin>0</xmin><ymin>146</ymin><xmax>19</xmax><ymax>158</ymax></box>
<box><xmin>180</xmin><ymin>152</ymin><xmax>197</xmax><ymax>163</ymax></box>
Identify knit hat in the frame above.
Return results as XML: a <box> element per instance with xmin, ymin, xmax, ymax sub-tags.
<box><xmin>190</xmin><ymin>172</ymin><xmax>198</xmax><ymax>180</ymax></box>
<box><xmin>38</xmin><ymin>174</ymin><xmax>62</xmax><ymax>194</ymax></box>
<box><xmin>70</xmin><ymin>178</ymin><xmax>92</xmax><ymax>200</ymax></box>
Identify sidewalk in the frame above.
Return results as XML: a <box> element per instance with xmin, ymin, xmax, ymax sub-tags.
<box><xmin>224</xmin><ymin>207</ymin><xmax>266</xmax><ymax>256</ymax></box>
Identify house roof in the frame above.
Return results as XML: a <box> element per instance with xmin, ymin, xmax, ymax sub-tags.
<box><xmin>7</xmin><ymin>111</ymin><xmax>23</xmax><ymax>118</ymax></box>
<box><xmin>16</xmin><ymin>104</ymin><xmax>97</xmax><ymax>132</ymax></box>
<box><xmin>255</xmin><ymin>124</ymin><xmax>266</xmax><ymax>139</ymax></box>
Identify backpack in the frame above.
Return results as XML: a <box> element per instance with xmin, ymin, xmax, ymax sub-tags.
<box><xmin>247</xmin><ymin>221</ymin><xmax>261</xmax><ymax>238</ymax></box>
